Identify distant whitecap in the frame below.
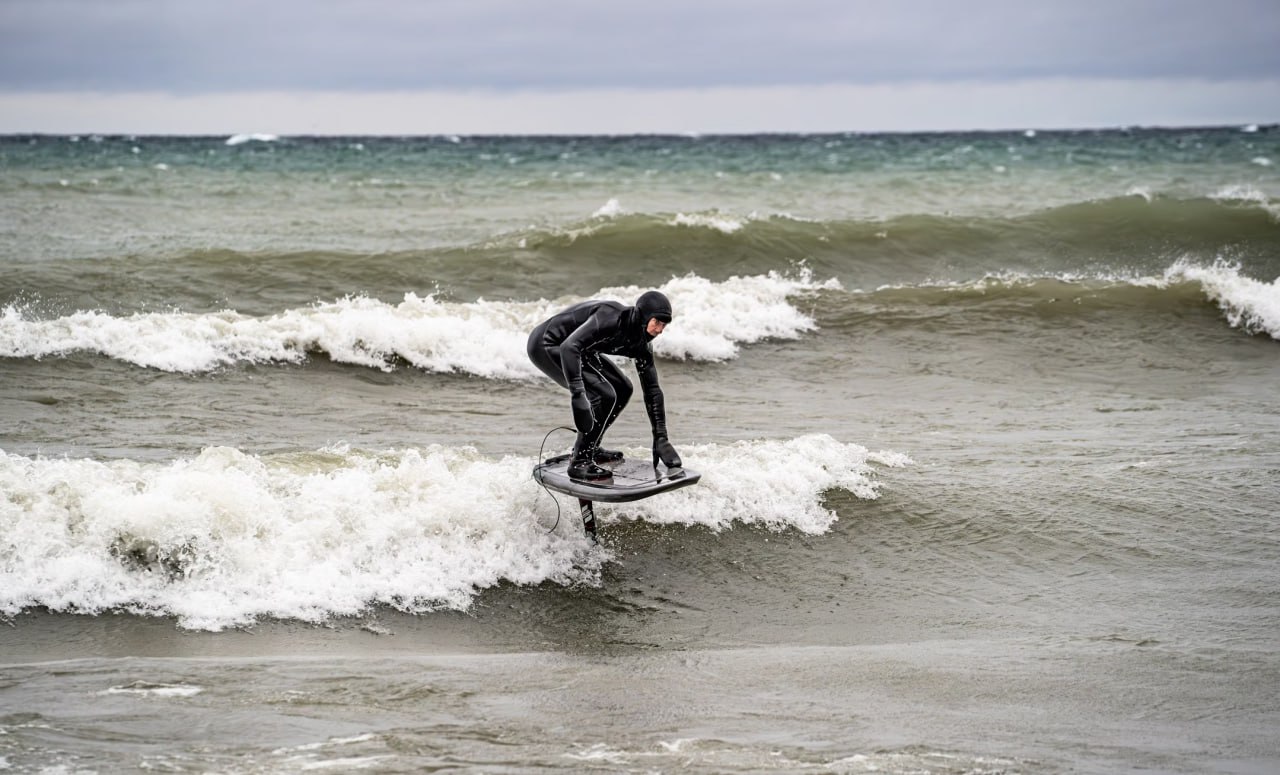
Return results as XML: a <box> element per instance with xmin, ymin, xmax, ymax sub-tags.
<box><xmin>101</xmin><ymin>682</ymin><xmax>203</xmax><ymax>698</ymax></box>
<box><xmin>592</xmin><ymin>198</ymin><xmax>622</xmax><ymax>218</ymax></box>
<box><xmin>225</xmin><ymin>133</ymin><xmax>280</xmax><ymax>146</ymax></box>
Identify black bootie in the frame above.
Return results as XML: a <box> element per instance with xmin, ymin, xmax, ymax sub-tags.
<box><xmin>568</xmin><ymin>436</ymin><xmax>612</xmax><ymax>482</ymax></box>
<box><xmin>593</xmin><ymin>447</ymin><xmax>624</xmax><ymax>464</ymax></box>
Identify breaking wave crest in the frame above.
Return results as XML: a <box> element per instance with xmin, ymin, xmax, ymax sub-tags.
<box><xmin>839</xmin><ymin>260</ymin><xmax>1280</xmax><ymax>341</ymax></box>
<box><xmin>0</xmin><ymin>434</ymin><xmax>910</xmax><ymax>630</ymax></box>
<box><xmin>0</xmin><ymin>270</ymin><xmax>839</xmax><ymax>374</ymax></box>
<box><xmin>4</xmin><ymin>259</ymin><xmax>1276</xmax><ymax>379</ymax></box>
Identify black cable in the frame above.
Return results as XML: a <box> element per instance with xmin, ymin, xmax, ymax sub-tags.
<box><xmin>533</xmin><ymin>426</ymin><xmax>576</xmax><ymax>534</ymax></box>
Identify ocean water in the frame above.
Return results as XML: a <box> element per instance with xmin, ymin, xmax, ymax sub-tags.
<box><xmin>1</xmin><ymin>128</ymin><xmax>1279</xmax><ymax>773</ymax></box>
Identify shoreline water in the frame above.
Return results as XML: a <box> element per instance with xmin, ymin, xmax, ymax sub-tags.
<box><xmin>5</xmin><ymin>612</ymin><xmax>1278</xmax><ymax>774</ymax></box>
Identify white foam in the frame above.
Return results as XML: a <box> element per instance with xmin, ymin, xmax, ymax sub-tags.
<box><xmin>564</xmin><ymin>744</ymin><xmax>630</xmax><ymax>764</ymax></box>
<box><xmin>100</xmin><ymin>682</ymin><xmax>203</xmax><ymax>698</ymax></box>
<box><xmin>1210</xmin><ymin>184</ymin><xmax>1269</xmax><ymax>204</ymax></box>
<box><xmin>0</xmin><ymin>435</ymin><xmax>907</xmax><ymax>630</ymax></box>
<box><xmin>1166</xmin><ymin>259</ymin><xmax>1280</xmax><ymax>340</ymax></box>
<box><xmin>1208</xmin><ymin>185</ymin><xmax>1279</xmax><ymax>222</ymax></box>
<box><xmin>0</xmin><ymin>445</ymin><xmax>599</xmax><ymax>630</ymax></box>
<box><xmin>607</xmin><ymin>435</ymin><xmax>912</xmax><ymax>533</ymax></box>
<box><xmin>225</xmin><ymin>133</ymin><xmax>279</xmax><ymax>146</ymax></box>
<box><xmin>592</xmin><ymin>198</ymin><xmax>623</xmax><ymax>218</ymax></box>
<box><xmin>765</xmin><ymin>211</ymin><xmax>821</xmax><ymax>224</ymax></box>
<box><xmin>671</xmin><ymin>211</ymin><xmax>745</xmax><ymax>233</ymax></box>
<box><xmin>828</xmin><ymin>750</ymin><xmax>1022</xmax><ymax>773</ymax></box>
<box><xmin>0</xmin><ymin>271</ymin><xmax>837</xmax><ymax>374</ymax></box>
<box><xmin>273</xmin><ymin>735</ymin><xmax>379</xmax><ymax>755</ymax></box>
<box><xmin>604</xmin><ymin>268</ymin><xmax>840</xmax><ymax>361</ymax></box>
<box><xmin>870</xmin><ymin>263</ymin><xmax>1280</xmax><ymax>341</ymax></box>
<box><xmin>298</xmin><ymin>756</ymin><xmax>392</xmax><ymax>771</ymax></box>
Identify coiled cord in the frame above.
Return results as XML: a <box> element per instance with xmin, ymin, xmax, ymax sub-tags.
<box><xmin>533</xmin><ymin>426</ymin><xmax>576</xmax><ymax>534</ymax></box>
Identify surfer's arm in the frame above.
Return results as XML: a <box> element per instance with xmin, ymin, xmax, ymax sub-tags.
<box><xmin>636</xmin><ymin>349</ymin><xmax>682</xmax><ymax>468</ymax></box>
<box><xmin>634</xmin><ymin>351</ymin><xmax>667</xmax><ymax>437</ymax></box>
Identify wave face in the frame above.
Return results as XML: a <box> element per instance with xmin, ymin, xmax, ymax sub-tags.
<box><xmin>1171</xmin><ymin>261</ymin><xmax>1280</xmax><ymax>339</ymax></box>
<box><xmin>1</xmin><ymin>197</ymin><xmax>1275</xmax><ymax>348</ymax></box>
<box><xmin>512</xmin><ymin>194</ymin><xmax>1280</xmax><ymax>269</ymax></box>
<box><xmin>0</xmin><ymin>436</ymin><xmax>909</xmax><ymax>630</ymax></box>
<box><xmin>0</xmin><ymin>270</ymin><xmax>837</xmax><ymax>373</ymax></box>
<box><xmin>832</xmin><ymin>260</ymin><xmax>1280</xmax><ymax>341</ymax></box>
<box><xmin>3</xmin><ymin>260</ymin><xmax>1276</xmax><ymax>376</ymax></box>
<box><xmin>6</xmin><ymin>194</ymin><xmax>1276</xmax><ymax>289</ymax></box>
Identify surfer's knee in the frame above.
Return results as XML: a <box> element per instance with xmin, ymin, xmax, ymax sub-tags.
<box><xmin>525</xmin><ymin>325</ymin><xmax>545</xmax><ymax>360</ymax></box>
<box><xmin>590</xmin><ymin>380</ymin><xmax>617</xmax><ymax>410</ymax></box>
<box><xmin>614</xmin><ymin>377</ymin><xmax>633</xmax><ymax>409</ymax></box>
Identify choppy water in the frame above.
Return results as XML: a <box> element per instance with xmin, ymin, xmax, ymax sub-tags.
<box><xmin>2</xmin><ymin>128</ymin><xmax>1279</xmax><ymax>773</ymax></box>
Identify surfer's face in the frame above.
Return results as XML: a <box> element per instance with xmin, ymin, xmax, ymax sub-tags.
<box><xmin>646</xmin><ymin>318</ymin><xmax>667</xmax><ymax>336</ymax></box>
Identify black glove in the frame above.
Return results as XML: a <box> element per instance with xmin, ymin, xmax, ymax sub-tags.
<box><xmin>653</xmin><ymin>437</ymin><xmax>682</xmax><ymax>469</ymax></box>
<box><xmin>569</xmin><ymin>382</ymin><xmax>594</xmax><ymax>434</ymax></box>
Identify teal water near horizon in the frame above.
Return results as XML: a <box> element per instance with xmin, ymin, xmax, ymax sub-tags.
<box><xmin>2</xmin><ymin>127</ymin><xmax>1279</xmax><ymax>773</ymax></box>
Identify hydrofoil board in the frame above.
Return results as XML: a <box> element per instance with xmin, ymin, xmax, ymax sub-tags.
<box><xmin>533</xmin><ymin>454</ymin><xmax>700</xmax><ymax>503</ymax></box>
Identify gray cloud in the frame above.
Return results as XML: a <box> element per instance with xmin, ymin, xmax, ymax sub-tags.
<box><xmin>2</xmin><ymin>0</ymin><xmax>1278</xmax><ymax>93</ymax></box>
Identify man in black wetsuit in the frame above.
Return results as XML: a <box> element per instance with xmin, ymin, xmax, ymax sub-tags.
<box><xmin>527</xmin><ymin>290</ymin><xmax>683</xmax><ymax>482</ymax></box>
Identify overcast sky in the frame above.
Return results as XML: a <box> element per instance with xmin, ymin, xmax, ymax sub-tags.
<box><xmin>2</xmin><ymin>0</ymin><xmax>1278</xmax><ymax>134</ymax></box>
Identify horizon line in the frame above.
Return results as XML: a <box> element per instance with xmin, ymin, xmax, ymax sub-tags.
<box><xmin>2</xmin><ymin>122</ymin><xmax>1274</xmax><ymax>139</ymax></box>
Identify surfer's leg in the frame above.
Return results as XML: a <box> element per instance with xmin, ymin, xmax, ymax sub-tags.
<box><xmin>579</xmin><ymin>356</ymin><xmax>619</xmax><ymax>448</ymax></box>
<box><xmin>528</xmin><ymin>327</ymin><xmax>607</xmax><ymax>478</ymax></box>
<box><xmin>568</xmin><ymin>356</ymin><xmax>618</xmax><ymax>481</ymax></box>
<box><xmin>586</xmin><ymin>357</ymin><xmax>632</xmax><ymax>462</ymax></box>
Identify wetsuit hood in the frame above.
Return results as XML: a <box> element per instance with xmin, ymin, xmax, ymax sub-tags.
<box><xmin>635</xmin><ymin>291</ymin><xmax>673</xmax><ymax>325</ymax></box>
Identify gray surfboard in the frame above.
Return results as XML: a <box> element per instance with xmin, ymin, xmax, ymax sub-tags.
<box><xmin>533</xmin><ymin>454</ymin><xmax>701</xmax><ymax>503</ymax></box>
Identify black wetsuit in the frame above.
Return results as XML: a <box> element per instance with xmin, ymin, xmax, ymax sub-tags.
<box><xmin>527</xmin><ymin>293</ymin><xmax>678</xmax><ymax>474</ymax></box>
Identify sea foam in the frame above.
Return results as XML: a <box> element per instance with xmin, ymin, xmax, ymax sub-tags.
<box><xmin>0</xmin><ymin>270</ymin><xmax>837</xmax><ymax>374</ymax></box>
<box><xmin>865</xmin><ymin>261</ymin><xmax>1280</xmax><ymax>341</ymax></box>
<box><xmin>1166</xmin><ymin>259</ymin><xmax>1280</xmax><ymax>340</ymax></box>
<box><xmin>671</xmin><ymin>211</ymin><xmax>746</xmax><ymax>234</ymax></box>
<box><xmin>100</xmin><ymin>682</ymin><xmax>204</xmax><ymax>698</ymax></box>
<box><xmin>225</xmin><ymin>133</ymin><xmax>279</xmax><ymax>146</ymax></box>
<box><xmin>0</xmin><ymin>434</ymin><xmax>907</xmax><ymax>630</ymax></box>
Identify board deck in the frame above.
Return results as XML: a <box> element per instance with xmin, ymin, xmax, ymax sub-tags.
<box><xmin>533</xmin><ymin>454</ymin><xmax>701</xmax><ymax>503</ymax></box>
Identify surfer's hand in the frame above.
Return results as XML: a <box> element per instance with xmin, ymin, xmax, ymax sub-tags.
<box><xmin>653</xmin><ymin>437</ymin><xmax>682</xmax><ymax>469</ymax></box>
<box><xmin>570</xmin><ymin>389</ymin><xmax>594</xmax><ymax>434</ymax></box>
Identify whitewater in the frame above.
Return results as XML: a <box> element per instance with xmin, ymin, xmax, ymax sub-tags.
<box><xmin>0</xmin><ymin>436</ymin><xmax>909</xmax><ymax>630</ymax></box>
<box><xmin>3</xmin><ymin>262</ymin><xmax>1276</xmax><ymax>377</ymax></box>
